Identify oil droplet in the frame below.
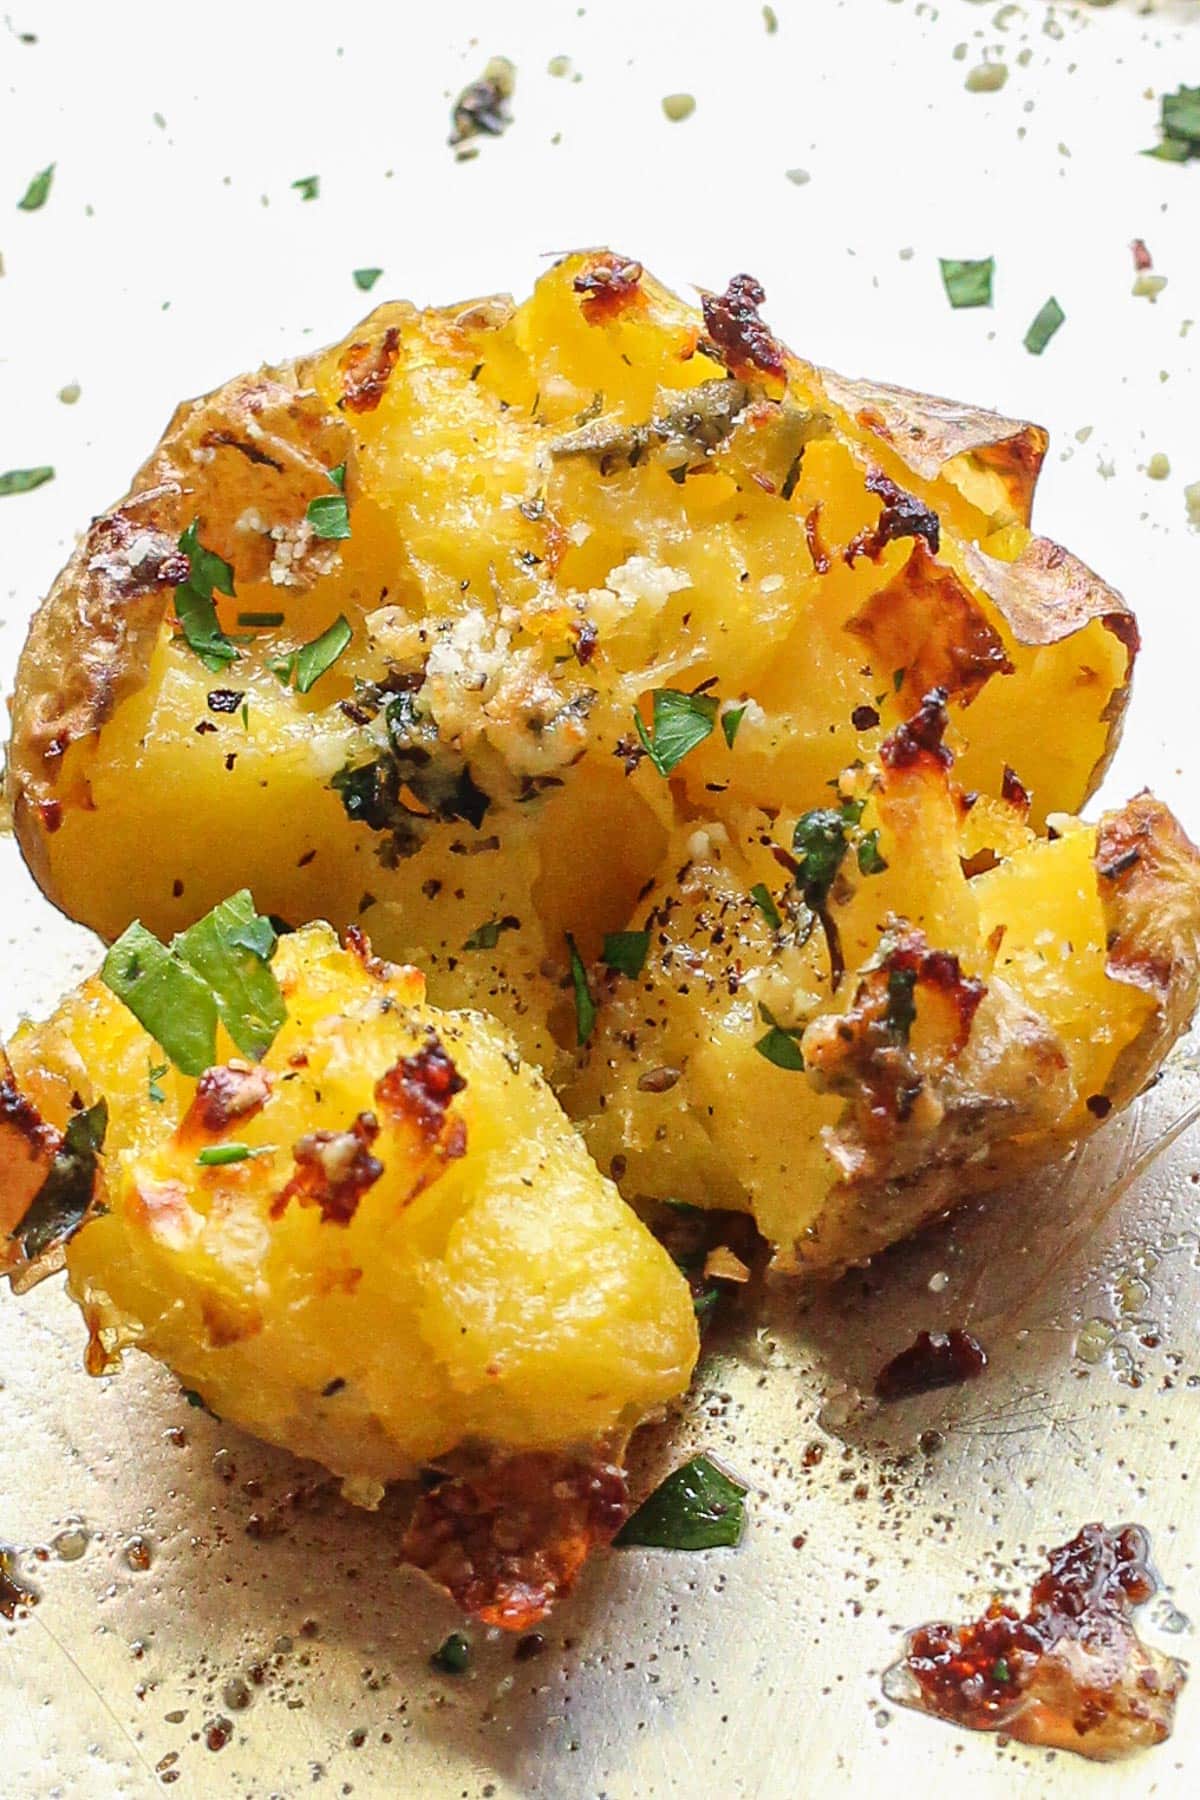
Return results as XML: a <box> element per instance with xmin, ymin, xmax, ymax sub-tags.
<box><xmin>52</xmin><ymin>1524</ymin><xmax>90</xmax><ymax>1562</ymax></box>
<box><xmin>124</xmin><ymin>1534</ymin><xmax>153</xmax><ymax>1572</ymax></box>
<box><xmin>223</xmin><ymin>1675</ymin><xmax>252</xmax><ymax>1711</ymax></box>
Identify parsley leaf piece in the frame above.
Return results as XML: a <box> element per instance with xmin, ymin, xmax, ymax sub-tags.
<box><xmin>353</xmin><ymin>268</ymin><xmax>383</xmax><ymax>292</ymax></box>
<box><xmin>147</xmin><ymin>1060</ymin><xmax>169</xmax><ymax>1104</ymax></box>
<box><xmin>305</xmin><ymin>492</ymin><xmax>351</xmax><ymax>540</ymax></box>
<box><xmin>856</xmin><ymin>830</ymin><xmax>888</xmax><ymax>876</ymax></box>
<box><xmin>939</xmin><ymin>256</ymin><xmax>994</xmax><ymax>309</ymax></box>
<box><xmin>103</xmin><ymin>923</ymin><xmax>219</xmax><ymax>1077</ymax></box>
<box><xmin>791</xmin><ymin>807</ymin><xmax>850</xmax><ymax>906</ymax></box>
<box><xmin>635</xmin><ymin>688</ymin><xmax>719</xmax><ymax>776</ymax></box>
<box><xmin>721</xmin><ymin>702</ymin><xmax>748</xmax><ymax>748</ymax></box>
<box><xmin>748</xmin><ymin>883</ymin><xmax>782</xmax><ymax>930</ymax></box>
<box><xmin>0</xmin><ymin>465</ymin><xmax>54</xmax><ymax>497</ymax></box>
<box><xmin>17</xmin><ymin>162</ymin><xmax>54</xmax><ymax>211</ymax></box>
<box><xmin>463</xmin><ymin>915</ymin><xmax>520</xmax><ymax>951</ymax></box>
<box><xmin>15</xmin><ymin>1099</ymin><xmax>108</xmax><ymax>1261</ymax></box>
<box><xmin>754</xmin><ymin>1001</ymin><xmax>806</xmax><ymax>1071</ymax></box>
<box><xmin>328</xmin><ymin>462</ymin><xmax>346</xmax><ymax>491</ymax></box>
<box><xmin>237</xmin><ymin>611</ymin><xmax>284</xmax><ymax>628</ymax></box>
<box><xmin>173</xmin><ymin>890</ymin><xmax>286</xmax><ymax>1063</ymax></box>
<box><xmin>197</xmin><ymin>1142</ymin><xmax>271</xmax><ymax>1167</ymax></box>
<box><xmin>1024</xmin><ymin>296</ymin><xmax>1065</xmax><ymax>356</ymax></box>
<box><xmin>565</xmin><ymin>933</ymin><xmax>596</xmax><ymax>1045</ymax></box>
<box><xmin>292</xmin><ymin>615</ymin><xmax>352</xmax><ymax>693</ymax></box>
<box><xmin>174</xmin><ymin>520</ymin><xmax>238</xmax><ymax>672</ymax></box>
<box><xmin>614</xmin><ymin>1453</ymin><xmax>748</xmax><ymax>1551</ymax></box>
<box><xmin>602</xmin><ymin>930</ymin><xmax>650</xmax><ymax>978</ymax></box>
<box><xmin>292</xmin><ymin>174</ymin><xmax>319</xmax><ymax>200</ymax></box>
<box><xmin>1147</xmin><ymin>84</ymin><xmax>1200</xmax><ymax>160</ymax></box>
<box><xmin>886</xmin><ymin>966</ymin><xmax>917</xmax><ymax>1041</ymax></box>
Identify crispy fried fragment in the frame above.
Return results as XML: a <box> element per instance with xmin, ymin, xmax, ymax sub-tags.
<box><xmin>179</xmin><ymin>1062</ymin><xmax>272</xmax><ymax>1138</ymax></box>
<box><xmin>338</xmin><ymin>328</ymin><xmax>401</xmax><ymax>414</ymax></box>
<box><xmin>403</xmin><ymin>1450</ymin><xmax>629</xmax><ymax>1630</ymax></box>
<box><xmin>888</xmin><ymin>1523</ymin><xmax>1186</xmax><ymax>1761</ymax></box>
<box><xmin>845</xmin><ymin>469</ymin><xmax>941</xmax><ymax>566</ymax></box>
<box><xmin>272</xmin><ymin>1113</ymin><xmax>383</xmax><ymax>1225</ymax></box>
<box><xmin>847</xmin><ymin>544</ymin><xmax>1012</xmax><ymax>707</ymax></box>
<box><xmin>880</xmin><ymin>687</ymin><xmax>954</xmax><ymax>771</ymax></box>
<box><xmin>573</xmin><ymin>254</ymin><xmax>644</xmax><ymax>323</ymax></box>
<box><xmin>700</xmin><ymin>274</ymin><xmax>786</xmax><ymax>382</ymax></box>
<box><xmin>374</xmin><ymin>1038</ymin><xmax>466</xmax><ymax>1144</ymax></box>
<box><xmin>0</xmin><ymin>1059</ymin><xmax>61</xmax><ymax>1260</ymax></box>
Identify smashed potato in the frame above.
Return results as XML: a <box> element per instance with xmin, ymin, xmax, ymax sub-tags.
<box><xmin>6</xmin><ymin>253</ymin><xmax>1196</xmax><ymax>1272</ymax></box>
<box><xmin>0</xmin><ymin>919</ymin><xmax>698</xmax><ymax>1518</ymax></box>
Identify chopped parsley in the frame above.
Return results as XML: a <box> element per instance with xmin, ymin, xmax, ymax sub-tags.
<box><xmin>601</xmin><ymin>930</ymin><xmax>650</xmax><ymax>978</ymax></box>
<box><xmin>431</xmin><ymin>1631</ymin><xmax>471</xmax><ymax>1674</ymax></box>
<box><xmin>992</xmin><ymin>1657</ymin><xmax>1011</xmax><ymax>1684</ymax></box>
<box><xmin>237</xmin><ymin>611</ymin><xmax>284</xmax><ymax>628</ymax></box>
<box><xmin>353</xmin><ymin>268</ymin><xmax>383</xmax><ymax>292</ymax></box>
<box><xmin>856</xmin><ymin>830</ymin><xmax>888</xmax><ymax>876</ymax></box>
<box><xmin>614</xmin><ymin>1453</ymin><xmax>748</xmax><ymax>1551</ymax></box>
<box><xmin>147</xmin><ymin>1060</ymin><xmax>169</xmax><ymax>1104</ymax></box>
<box><xmin>565</xmin><ymin>933</ymin><xmax>596</xmax><ymax>1045</ymax></box>
<box><xmin>635</xmin><ymin>687</ymin><xmax>719</xmax><ymax>776</ymax></box>
<box><xmin>174</xmin><ymin>520</ymin><xmax>237</xmax><ymax>671</ymax></box>
<box><xmin>463</xmin><ymin>915</ymin><xmax>520</xmax><ymax>951</ymax></box>
<box><xmin>1024</xmin><ymin>296</ymin><xmax>1065</xmax><ymax>356</ymax></box>
<box><xmin>292</xmin><ymin>174</ymin><xmax>320</xmax><ymax>200</ymax></box>
<box><xmin>328</xmin><ymin>462</ymin><xmax>346</xmax><ymax>491</ymax></box>
<box><xmin>1145</xmin><ymin>84</ymin><xmax>1200</xmax><ymax>162</ymax></box>
<box><xmin>753</xmin><ymin>1003</ymin><xmax>805</xmax><ymax>1071</ymax></box>
<box><xmin>17</xmin><ymin>162</ymin><xmax>54</xmax><ymax>211</ymax></box>
<box><xmin>291</xmin><ymin>615</ymin><xmax>352</xmax><ymax>694</ymax></box>
<box><xmin>748</xmin><ymin>883</ymin><xmax>782</xmax><ymax>930</ymax></box>
<box><xmin>14</xmin><ymin>1099</ymin><xmax>107</xmax><ymax>1261</ymax></box>
<box><xmin>886</xmin><ymin>966</ymin><xmax>917</xmax><ymax>1041</ymax></box>
<box><xmin>721</xmin><ymin>702</ymin><xmax>748</xmax><ymax>748</ymax></box>
<box><xmin>792</xmin><ymin>807</ymin><xmax>852</xmax><ymax>908</ymax></box>
<box><xmin>0</xmin><ymin>465</ymin><xmax>54</xmax><ymax>496</ymax></box>
<box><xmin>939</xmin><ymin>257</ymin><xmax>994</xmax><ymax>309</ymax></box>
<box><xmin>305</xmin><ymin>492</ymin><xmax>351</xmax><ymax>540</ymax></box>
<box><xmin>197</xmin><ymin>1143</ymin><xmax>272</xmax><ymax>1167</ymax></box>
<box><xmin>102</xmin><ymin>892</ymin><xmax>285</xmax><ymax>1076</ymax></box>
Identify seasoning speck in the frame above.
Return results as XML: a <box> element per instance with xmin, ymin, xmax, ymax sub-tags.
<box><xmin>1133</xmin><ymin>273</ymin><xmax>1168</xmax><ymax>302</ymax></box>
<box><xmin>785</xmin><ymin>168</ymin><xmax>811</xmax><ymax>186</ymax></box>
<box><xmin>662</xmin><ymin>93</ymin><xmax>697</xmax><ymax>123</ymax></box>
<box><xmin>965</xmin><ymin>62</ymin><xmax>1008</xmax><ymax>93</ymax></box>
<box><xmin>57</xmin><ymin>381</ymin><xmax>81</xmax><ymax>405</ymax></box>
<box><xmin>1146</xmin><ymin>454</ymin><xmax>1171</xmax><ymax>481</ymax></box>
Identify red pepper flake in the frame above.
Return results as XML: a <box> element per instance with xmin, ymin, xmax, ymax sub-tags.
<box><xmin>700</xmin><ymin>274</ymin><xmax>787</xmax><ymax>381</ymax></box>
<box><xmin>181</xmin><ymin>1063</ymin><xmax>272</xmax><ymax>1136</ymax></box>
<box><xmin>573</xmin><ymin>254</ymin><xmax>644</xmax><ymax>323</ymax></box>
<box><xmin>1131</xmin><ymin>239</ymin><xmax>1153</xmax><ymax>272</ymax></box>
<box><xmin>375</xmin><ymin>1038</ymin><xmax>466</xmax><ymax>1146</ymax></box>
<box><xmin>272</xmin><ymin>1113</ymin><xmax>383</xmax><ymax>1225</ymax></box>
<box><xmin>874</xmin><ymin>1328</ymin><xmax>987</xmax><ymax>1401</ymax></box>
<box><xmin>845</xmin><ymin>468</ymin><xmax>941</xmax><ymax>566</ymax></box>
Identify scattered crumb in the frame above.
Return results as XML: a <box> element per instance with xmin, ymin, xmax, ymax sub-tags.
<box><xmin>57</xmin><ymin>381</ymin><xmax>80</xmax><ymax>405</ymax></box>
<box><xmin>662</xmin><ymin>93</ymin><xmax>696</xmax><ymax>123</ymax></box>
<box><xmin>763</xmin><ymin>4</ymin><xmax>778</xmax><ymax>31</ymax></box>
<box><xmin>1132</xmin><ymin>273</ymin><xmax>1168</xmax><ymax>302</ymax></box>
<box><xmin>547</xmin><ymin>55</ymin><xmax>571</xmax><ymax>78</ymax></box>
<box><xmin>785</xmin><ymin>168</ymin><xmax>810</xmax><ymax>185</ymax></box>
<box><xmin>1146</xmin><ymin>454</ymin><xmax>1170</xmax><ymax>482</ymax></box>
<box><xmin>1186</xmin><ymin>483</ymin><xmax>1200</xmax><ymax>528</ymax></box>
<box><xmin>966</xmin><ymin>62</ymin><xmax>1008</xmax><ymax>93</ymax></box>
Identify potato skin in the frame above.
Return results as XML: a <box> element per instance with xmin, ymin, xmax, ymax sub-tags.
<box><xmin>6</xmin><ymin>252</ymin><xmax>1188</xmax><ymax>1273</ymax></box>
<box><xmin>1</xmin><ymin>925</ymin><xmax>698</xmax><ymax>1495</ymax></box>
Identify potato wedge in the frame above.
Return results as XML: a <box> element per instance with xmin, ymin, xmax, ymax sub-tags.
<box><xmin>0</xmin><ymin>917</ymin><xmax>698</xmax><ymax>1516</ymax></box>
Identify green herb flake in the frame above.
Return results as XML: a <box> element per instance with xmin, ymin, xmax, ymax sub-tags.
<box><xmin>17</xmin><ymin>162</ymin><xmax>55</xmax><ymax>211</ymax></box>
<box><xmin>328</xmin><ymin>462</ymin><xmax>346</xmax><ymax>491</ymax></box>
<box><xmin>1145</xmin><ymin>84</ymin><xmax>1200</xmax><ymax>162</ymax></box>
<box><xmin>1023</xmin><ymin>296</ymin><xmax>1065</xmax><ymax>356</ymax></box>
<box><xmin>754</xmin><ymin>1010</ymin><xmax>805</xmax><ymax>1071</ymax></box>
<box><xmin>615</xmin><ymin>1453</ymin><xmax>748</xmax><ymax>1551</ymax></box>
<box><xmin>147</xmin><ymin>1060</ymin><xmax>169</xmax><ymax>1104</ymax></box>
<box><xmin>197</xmin><ymin>1142</ymin><xmax>271</xmax><ymax>1167</ymax></box>
<box><xmin>292</xmin><ymin>174</ymin><xmax>320</xmax><ymax>201</ymax></box>
<box><xmin>0</xmin><ymin>465</ymin><xmax>54</xmax><ymax>497</ymax></box>
<box><xmin>463</xmin><ymin>915</ymin><xmax>520</xmax><ymax>951</ymax></box>
<box><xmin>721</xmin><ymin>702</ymin><xmax>748</xmax><ymax>748</ymax></box>
<box><xmin>856</xmin><ymin>830</ymin><xmax>888</xmax><ymax>876</ymax></box>
<box><xmin>792</xmin><ymin>807</ymin><xmax>850</xmax><ymax>907</ymax></box>
<box><xmin>566</xmin><ymin>933</ymin><xmax>596</xmax><ymax>1046</ymax></box>
<box><xmin>693</xmin><ymin>1285</ymin><xmax>721</xmax><ymax>1326</ymax></box>
<box><xmin>748</xmin><ymin>883</ymin><xmax>782</xmax><ymax>930</ymax></box>
<box><xmin>15</xmin><ymin>1099</ymin><xmax>107</xmax><ymax>1261</ymax></box>
<box><xmin>635</xmin><ymin>687</ymin><xmax>719</xmax><ymax>776</ymax></box>
<box><xmin>305</xmin><ymin>492</ymin><xmax>351</xmax><ymax>540</ymax></box>
<box><xmin>992</xmin><ymin>1657</ymin><xmax>1011</xmax><ymax>1685</ymax></box>
<box><xmin>353</xmin><ymin>267</ymin><xmax>383</xmax><ymax>292</ymax></box>
<box><xmin>174</xmin><ymin>520</ymin><xmax>238</xmax><ymax>672</ymax></box>
<box><xmin>886</xmin><ymin>966</ymin><xmax>917</xmax><ymax>1042</ymax></box>
<box><xmin>431</xmin><ymin>1631</ymin><xmax>471</xmax><ymax>1675</ymax></box>
<box><xmin>602</xmin><ymin>930</ymin><xmax>650</xmax><ymax>978</ymax></box>
<box><xmin>939</xmin><ymin>256</ymin><xmax>994</xmax><ymax>309</ymax></box>
<box><xmin>291</xmin><ymin>615</ymin><xmax>352</xmax><ymax>693</ymax></box>
<box><xmin>102</xmin><ymin>892</ymin><xmax>285</xmax><ymax>1076</ymax></box>
<box><xmin>237</xmin><ymin>611</ymin><xmax>284</xmax><ymax>628</ymax></box>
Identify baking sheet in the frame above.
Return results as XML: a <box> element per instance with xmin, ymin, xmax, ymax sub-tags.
<box><xmin>2</xmin><ymin>1</ymin><xmax>1199</xmax><ymax>1793</ymax></box>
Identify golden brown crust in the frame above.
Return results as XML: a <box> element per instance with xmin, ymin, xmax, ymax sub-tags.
<box><xmin>5</xmin><ymin>368</ymin><xmax>350</xmax><ymax>878</ymax></box>
<box><xmin>814</xmin><ymin>368</ymin><xmax>1048</xmax><ymax>527</ymax></box>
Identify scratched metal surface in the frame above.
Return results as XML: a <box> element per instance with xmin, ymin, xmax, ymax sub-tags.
<box><xmin>2</xmin><ymin>1</ymin><xmax>1200</xmax><ymax>1795</ymax></box>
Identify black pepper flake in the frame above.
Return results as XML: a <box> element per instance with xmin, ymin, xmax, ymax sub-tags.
<box><xmin>194</xmin><ymin>719</ymin><xmax>218</xmax><ymax>735</ymax></box>
<box><xmin>207</xmin><ymin>688</ymin><xmax>246</xmax><ymax>714</ymax></box>
<box><xmin>1086</xmin><ymin>1094</ymin><xmax>1113</xmax><ymax>1119</ymax></box>
<box><xmin>851</xmin><ymin>704</ymin><xmax>880</xmax><ymax>731</ymax></box>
